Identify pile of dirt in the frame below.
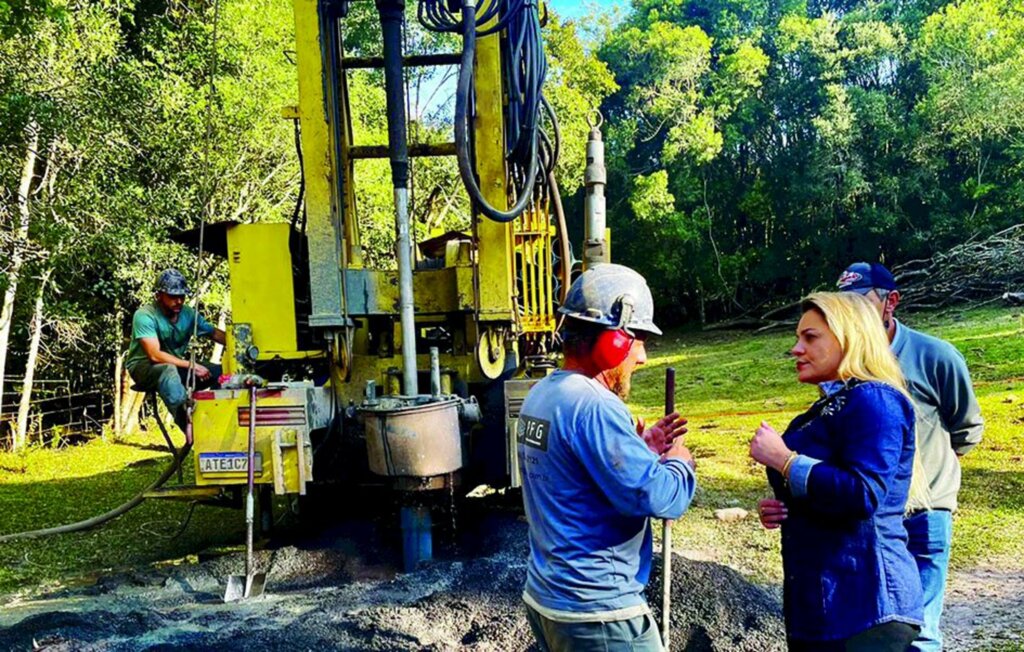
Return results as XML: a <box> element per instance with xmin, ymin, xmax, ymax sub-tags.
<box><xmin>647</xmin><ymin>555</ymin><xmax>785</xmax><ymax>651</ymax></box>
<box><xmin>0</xmin><ymin>515</ymin><xmax>784</xmax><ymax>651</ymax></box>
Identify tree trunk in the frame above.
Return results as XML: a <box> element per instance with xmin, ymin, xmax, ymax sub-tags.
<box><xmin>0</xmin><ymin>119</ymin><xmax>39</xmax><ymax>426</ymax></box>
<box><xmin>211</xmin><ymin>309</ymin><xmax>226</xmax><ymax>364</ymax></box>
<box><xmin>111</xmin><ymin>303</ymin><xmax>123</xmax><ymax>439</ymax></box>
<box><xmin>120</xmin><ymin>369</ymin><xmax>144</xmax><ymax>436</ymax></box>
<box><xmin>14</xmin><ymin>268</ymin><xmax>50</xmax><ymax>450</ymax></box>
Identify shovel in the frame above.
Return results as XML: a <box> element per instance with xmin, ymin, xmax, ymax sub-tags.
<box><xmin>224</xmin><ymin>385</ymin><xmax>266</xmax><ymax>602</ymax></box>
<box><xmin>661</xmin><ymin>367</ymin><xmax>675</xmax><ymax>648</ymax></box>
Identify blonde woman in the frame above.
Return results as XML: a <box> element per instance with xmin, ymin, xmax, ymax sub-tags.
<box><xmin>749</xmin><ymin>292</ymin><xmax>924</xmax><ymax>651</ymax></box>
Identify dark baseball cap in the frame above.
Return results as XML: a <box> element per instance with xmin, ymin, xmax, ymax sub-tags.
<box><xmin>156</xmin><ymin>269</ymin><xmax>191</xmax><ymax>296</ymax></box>
<box><xmin>836</xmin><ymin>262</ymin><xmax>897</xmax><ymax>294</ymax></box>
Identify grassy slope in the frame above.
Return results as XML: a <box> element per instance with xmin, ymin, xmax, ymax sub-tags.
<box><xmin>0</xmin><ymin>306</ymin><xmax>1021</xmax><ymax>594</ymax></box>
<box><xmin>629</xmin><ymin>306</ymin><xmax>1024</xmax><ymax>582</ymax></box>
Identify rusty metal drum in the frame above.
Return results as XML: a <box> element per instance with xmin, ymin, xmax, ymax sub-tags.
<box><xmin>359</xmin><ymin>396</ymin><xmax>463</xmax><ymax>477</ymax></box>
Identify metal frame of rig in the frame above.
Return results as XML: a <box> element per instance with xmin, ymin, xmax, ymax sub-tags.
<box><xmin>165</xmin><ymin>0</ymin><xmax>609</xmax><ymax>571</ymax></box>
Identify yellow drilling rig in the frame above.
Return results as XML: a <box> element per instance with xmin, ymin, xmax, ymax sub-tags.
<box><xmin>170</xmin><ymin>0</ymin><xmax>610</xmax><ymax>572</ymax></box>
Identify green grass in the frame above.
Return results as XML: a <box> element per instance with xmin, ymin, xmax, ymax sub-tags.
<box><xmin>0</xmin><ymin>431</ymin><xmax>243</xmax><ymax>595</ymax></box>
<box><xmin>1</xmin><ymin>306</ymin><xmax>1021</xmax><ymax>594</ymax></box>
<box><xmin>629</xmin><ymin>306</ymin><xmax>1024</xmax><ymax>582</ymax></box>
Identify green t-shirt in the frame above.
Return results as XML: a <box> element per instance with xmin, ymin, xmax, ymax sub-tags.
<box><xmin>125</xmin><ymin>303</ymin><xmax>215</xmax><ymax>371</ymax></box>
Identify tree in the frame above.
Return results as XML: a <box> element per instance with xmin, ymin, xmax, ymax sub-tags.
<box><xmin>598</xmin><ymin>0</ymin><xmax>1024</xmax><ymax>322</ymax></box>
<box><xmin>914</xmin><ymin>0</ymin><xmax>1024</xmax><ymax>234</ymax></box>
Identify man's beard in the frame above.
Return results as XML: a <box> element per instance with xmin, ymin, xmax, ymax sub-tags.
<box><xmin>606</xmin><ymin>370</ymin><xmax>632</xmax><ymax>400</ymax></box>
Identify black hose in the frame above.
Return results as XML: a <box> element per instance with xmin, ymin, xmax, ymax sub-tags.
<box><xmin>541</xmin><ymin>94</ymin><xmax>559</xmax><ymax>174</ymax></box>
<box><xmin>289</xmin><ymin>117</ymin><xmax>306</xmax><ymax>234</ymax></box>
<box><xmin>453</xmin><ymin>0</ymin><xmax>539</xmax><ymax>223</ymax></box>
<box><xmin>0</xmin><ymin>444</ymin><xmax>193</xmax><ymax>543</ymax></box>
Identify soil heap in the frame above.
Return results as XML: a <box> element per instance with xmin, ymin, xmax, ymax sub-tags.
<box><xmin>1</xmin><ymin>515</ymin><xmax>783</xmax><ymax>651</ymax></box>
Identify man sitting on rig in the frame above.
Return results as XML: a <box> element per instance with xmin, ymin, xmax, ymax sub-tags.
<box><xmin>126</xmin><ymin>269</ymin><xmax>225</xmax><ymax>430</ymax></box>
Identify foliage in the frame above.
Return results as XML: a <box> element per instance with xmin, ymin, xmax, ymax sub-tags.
<box><xmin>602</xmin><ymin>0</ymin><xmax>1024</xmax><ymax>322</ymax></box>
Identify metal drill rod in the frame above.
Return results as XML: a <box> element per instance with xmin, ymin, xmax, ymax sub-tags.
<box><xmin>429</xmin><ymin>347</ymin><xmax>442</xmax><ymax>397</ymax></box>
<box><xmin>245</xmin><ymin>385</ymin><xmax>256</xmax><ymax>580</ymax></box>
<box><xmin>583</xmin><ymin>111</ymin><xmax>608</xmax><ymax>268</ymax></box>
<box><xmin>377</xmin><ymin>0</ymin><xmax>418</xmax><ymax>396</ymax></box>
<box><xmin>662</xmin><ymin>367</ymin><xmax>675</xmax><ymax>649</ymax></box>
<box><xmin>225</xmin><ymin>385</ymin><xmax>265</xmax><ymax>602</ymax></box>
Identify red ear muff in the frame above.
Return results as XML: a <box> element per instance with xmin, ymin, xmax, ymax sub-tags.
<box><xmin>593</xmin><ymin>329</ymin><xmax>634</xmax><ymax>370</ymax></box>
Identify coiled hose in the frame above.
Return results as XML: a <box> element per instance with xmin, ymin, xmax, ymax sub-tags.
<box><xmin>420</xmin><ymin>0</ymin><xmax>551</xmax><ymax>223</ymax></box>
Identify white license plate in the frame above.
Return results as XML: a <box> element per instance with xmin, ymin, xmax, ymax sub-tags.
<box><xmin>199</xmin><ymin>452</ymin><xmax>263</xmax><ymax>475</ymax></box>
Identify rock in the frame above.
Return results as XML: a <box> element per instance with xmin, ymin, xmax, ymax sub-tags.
<box><xmin>714</xmin><ymin>508</ymin><xmax>749</xmax><ymax>522</ymax></box>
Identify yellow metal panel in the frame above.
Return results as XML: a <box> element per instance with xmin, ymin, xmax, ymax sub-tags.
<box><xmin>347</xmin><ymin>268</ymin><xmax>475</xmax><ymax>314</ymax></box>
<box><xmin>223</xmin><ymin>326</ymin><xmax>236</xmax><ymax>375</ymax></box>
<box><xmin>192</xmin><ymin>393</ymin><xmax>309</xmax><ymax>493</ymax></box>
<box><xmin>226</xmin><ymin>223</ymin><xmax>298</xmax><ymax>355</ymax></box>
<box><xmin>473</xmin><ymin>20</ymin><xmax>514</xmax><ymax>321</ymax></box>
<box><xmin>335</xmin><ymin>53</ymin><xmax>362</xmax><ymax>267</ymax></box>
<box><xmin>292</xmin><ymin>0</ymin><xmax>347</xmax><ymax>325</ymax></box>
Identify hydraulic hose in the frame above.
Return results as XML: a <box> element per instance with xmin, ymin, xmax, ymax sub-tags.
<box><xmin>0</xmin><ymin>443</ymin><xmax>192</xmax><ymax>543</ymax></box>
<box><xmin>541</xmin><ymin>95</ymin><xmax>559</xmax><ymax>175</ymax></box>
<box><xmin>548</xmin><ymin>170</ymin><xmax>571</xmax><ymax>304</ymax></box>
<box><xmin>454</xmin><ymin>0</ymin><xmax>539</xmax><ymax>223</ymax></box>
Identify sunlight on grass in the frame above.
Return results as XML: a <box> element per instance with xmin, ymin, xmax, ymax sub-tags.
<box><xmin>0</xmin><ymin>430</ymin><xmax>243</xmax><ymax>595</ymax></box>
<box><xmin>0</xmin><ymin>306</ymin><xmax>1021</xmax><ymax>593</ymax></box>
<box><xmin>634</xmin><ymin>306</ymin><xmax>1024</xmax><ymax>581</ymax></box>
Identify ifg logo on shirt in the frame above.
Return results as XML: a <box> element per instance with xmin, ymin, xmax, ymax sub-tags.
<box><xmin>517</xmin><ymin>415</ymin><xmax>550</xmax><ymax>452</ymax></box>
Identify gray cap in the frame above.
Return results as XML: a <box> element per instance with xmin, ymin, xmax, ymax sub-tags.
<box><xmin>558</xmin><ymin>263</ymin><xmax>662</xmax><ymax>336</ymax></box>
<box><xmin>156</xmin><ymin>269</ymin><xmax>191</xmax><ymax>296</ymax></box>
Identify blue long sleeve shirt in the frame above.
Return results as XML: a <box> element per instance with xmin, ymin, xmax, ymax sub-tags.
<box><xmin>517</xmin><ymin>370</ymin><xmax>697</xmax><ymax>619</ymax></box>
<box><xmin>769</xmin><ymin>380</ymin><xmax>923</xmax><ymax>642</ymax></box>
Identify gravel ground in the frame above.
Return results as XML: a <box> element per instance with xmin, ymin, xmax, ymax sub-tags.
<box><xmin>0</xmin><ymin>512</ymin><xmax>1018</xmax><ymax>651</ymax></box>
<box><xmin>944</xmin><ymin>566</ymin><xmax>1024</xmax><ymax>651</ymax></box>
<box><xmin>0</xmin><ymin>513</ymin><xmax>784</xmax><ymax>651</ymax></box>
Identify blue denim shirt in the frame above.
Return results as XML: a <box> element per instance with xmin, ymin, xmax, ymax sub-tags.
<box><xmin>768</xmin><ymin>380</ymin><xmax>923</xmax><ymax>641</ymax></box>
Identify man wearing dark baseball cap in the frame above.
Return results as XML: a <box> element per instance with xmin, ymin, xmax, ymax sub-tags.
<box><xmin>125</xmin><ymin>269</ymin><xmax>226</xmax><ymax>430</ymax></box>
<box><xmin>836</xmin><ymin>261</ymin><xmax>898</xmax><ymax>295</ymax></box>
<box><xmin>837</xmin><ymin>262</ymin><xmax>983</xmax><ymax>652</ymax></box>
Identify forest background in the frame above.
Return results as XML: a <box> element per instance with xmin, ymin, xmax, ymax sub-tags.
<box><xmin>1</xmin><ymin>0</ymin><xmax>1022</xmax><ymax>446</ymax></box>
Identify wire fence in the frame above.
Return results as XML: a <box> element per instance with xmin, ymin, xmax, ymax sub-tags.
<box><xmin>0</xmin><ymin>377</ymin><xmax>112</xmax><ymax>448</ymax></box>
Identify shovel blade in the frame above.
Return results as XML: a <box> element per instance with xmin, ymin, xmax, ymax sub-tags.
<box><xmin>224</xmin><ymin>573</ymin><xmax>266</xmax><ymax>602</ymax></box>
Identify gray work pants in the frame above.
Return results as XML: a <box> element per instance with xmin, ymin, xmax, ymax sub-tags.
<box><xmin>524</xmin><ymin>603</ymin><xmax>664</xmax><ymax>652</ymax></box>
<box><xmin>128</xmin><ymin>361</ymin><xmax>221</xmax><ymax>430</ymax></box>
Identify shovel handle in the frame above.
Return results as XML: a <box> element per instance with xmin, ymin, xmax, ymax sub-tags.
<box><xmin>245</xmin><ymin>387</ymin><xmax>257</xmax><ymax>578</ymax></box>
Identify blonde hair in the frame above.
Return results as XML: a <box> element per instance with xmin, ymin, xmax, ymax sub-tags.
<box><xmin>801</xmin><ymin>292</ymin><xmax>931</xmax><ymax>509</ymax></box>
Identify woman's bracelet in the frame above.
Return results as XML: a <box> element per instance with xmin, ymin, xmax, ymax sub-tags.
<box><xmin>781</xmin><ymin>451</ymin><xmax>798</xmax><ymax>479</ymax></box>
